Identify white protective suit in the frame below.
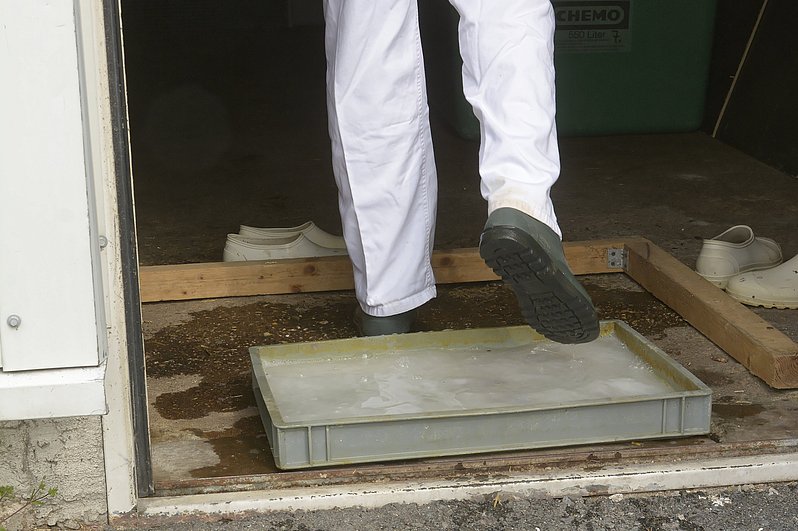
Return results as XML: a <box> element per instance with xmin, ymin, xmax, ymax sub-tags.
<box><xmin>324</xmin><ymin>0</ymin><xmax>561</xmax><ymax>317</ymax></box>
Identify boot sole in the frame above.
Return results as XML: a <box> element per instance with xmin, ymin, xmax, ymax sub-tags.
<box><xmin>726</xmin><ymin>295</ymin><xmax>798</xmax><ymax>310</ymax></box>
<box><xmin>480</xmin><ymin>227</ymin><xmax>599</xmax><ymax>344</ymax></box>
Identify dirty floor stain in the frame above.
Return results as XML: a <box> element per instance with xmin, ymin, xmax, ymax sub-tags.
<box><xmin>188</xmin><ymin>416</ymin><xmax>275</xmax><ymax>478</ymax></box>
<box><xmin>712</xmin><ymin>403</ymin><xmax>766</xmax><ymax>419</ymax></box>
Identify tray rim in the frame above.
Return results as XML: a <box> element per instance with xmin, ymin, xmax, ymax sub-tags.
<box><xmin>250</xmin><ymin>320</ymin><xmax>712</xmax><ymax>429</ymax></box>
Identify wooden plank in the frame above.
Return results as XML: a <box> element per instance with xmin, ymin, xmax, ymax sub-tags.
<box><xmin>432</xmin><ymin>239</ymin><xmax>628</xmax><ymax>283</ymax></box>
<box><xmin>139</xmin><ymin>239</ymin><xmax>627</xmax><ymax>303</ymax></box>
<box><xmin>139</xmin><ymin>255</ymin><xmax>355</xmax><ymax>303</ymax></box>
<box><xmin>624</xmin><ymin>239</ymin><xmax>798</xmax><ymax>389</ymax></box>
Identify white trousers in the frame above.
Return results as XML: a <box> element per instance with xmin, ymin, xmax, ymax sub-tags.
<box><xmin>324</xmin><ymin>0</ymin><xmax>561</xmax><ymax>317</ymax></box>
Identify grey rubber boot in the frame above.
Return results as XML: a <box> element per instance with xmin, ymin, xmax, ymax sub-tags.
<box><xmin>354</xmin><ymin>307</ymin><xmax>418</xmax><ymax>336</ymax></box>
<box><xmin>479</xmin><ymin>208</ymin><xmax>599</xmax><ymax>344</ymax></box>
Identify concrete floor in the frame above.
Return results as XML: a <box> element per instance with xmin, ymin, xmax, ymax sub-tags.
<box><xmin>124</xmin><ymin>5</ymin><xmax>798</xmax><ymax>495</ymax></box>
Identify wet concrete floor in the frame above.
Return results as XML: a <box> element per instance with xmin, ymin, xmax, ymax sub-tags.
<box><xmin>142</xmin><ymin>272</ymin><xmax>798</xmax><ymax>484</ymax></box>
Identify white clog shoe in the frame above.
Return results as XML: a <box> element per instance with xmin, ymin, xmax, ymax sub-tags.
<box><xmin>695</xmin><ymin>225</ymin><xmax>782</xmax><ymax>288</ymax></box>
<box><xmin>223</xmin><ymin>233</ymin><xmax>348</xmax><ymax>262</ymax></box>
<box><xmin>238</xmin><ymin>221</ymin><xmax>346</xmax><ymax>250</ymax></box>
<box><xmin>725</xmin><ymin>253</ymin><xmax>798</xmax><ymax>309</ymax></box>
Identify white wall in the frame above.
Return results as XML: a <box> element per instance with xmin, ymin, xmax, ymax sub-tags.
<box><xmin>0</xmin><ymin>0</ymin><xmax>139</xmax><ymax>523</ymax></box>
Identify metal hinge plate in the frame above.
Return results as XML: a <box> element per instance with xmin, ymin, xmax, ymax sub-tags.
<box><xmin>607</xmin><ymin>248</ymin><xmax>626</xmax><ymax>269</ymax></box>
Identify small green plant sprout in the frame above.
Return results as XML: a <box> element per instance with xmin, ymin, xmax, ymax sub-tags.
<box><xmin>0</xmin><ymin>486</ymin><xmax>13</xmax><ymax>503</ymax></box>
<box><xmin>0</xmin><ymin>480</ymin><xmax>58</xmax><ymax>530</ymax></box>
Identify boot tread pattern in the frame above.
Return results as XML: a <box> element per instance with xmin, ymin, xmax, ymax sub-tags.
<box><xmin>481</xmin><ymin>228</ymin><xmax>599</xmax><ymax>344</ymax></box>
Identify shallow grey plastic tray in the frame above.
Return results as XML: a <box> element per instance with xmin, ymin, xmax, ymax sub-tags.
<box><xmin>250</xmin><ymin>320</ymin><xmax>711</xmax><ymax>470</ymax></box>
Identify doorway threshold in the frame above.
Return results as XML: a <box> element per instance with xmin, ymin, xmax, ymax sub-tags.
<box><xmin>139</xmin><ymin>440</ymin><xmax>798</xmax><ymax>515</ymax></box>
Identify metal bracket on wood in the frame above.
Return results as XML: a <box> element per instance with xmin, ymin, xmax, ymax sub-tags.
<box><xmin>607</xmin><ymin>248</ymin><xmax>626</xmax><ymax>269</ymax></box>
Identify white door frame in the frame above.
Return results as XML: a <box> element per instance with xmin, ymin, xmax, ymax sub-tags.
<box><xmin>92</xmin><ymin>0</ymin><xmax>153</xmax><ymax>512</ymax></box>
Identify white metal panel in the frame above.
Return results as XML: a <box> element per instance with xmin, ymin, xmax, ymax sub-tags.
<box><xmin>0</xmin><ymin>1</ymin><xmax>102</xmax><ymax>370</ymax></box>
<box><xmin>0</xmin><ymin>363</ymin><xmax>106</xmax><ymax>420</ymax></box>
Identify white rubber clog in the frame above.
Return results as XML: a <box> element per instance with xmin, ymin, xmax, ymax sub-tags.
<box><xmin>223</xmin><ymin>233</ymin><xmax>348</xmax><ymax>261</ymax></box>
<box><xmin>238</xmin><ymin>221</ymin><xmax>346</xmax><ymax>250</ymax></box>
<box><xmin>725</xmin><ymin>253</ymin><xmax>798</xmax><ymax>309</ymax></box>
<box><xmin>695</xmin><ymin>225</ymin><xmax>782</xmax><ymax>288</ymax></box>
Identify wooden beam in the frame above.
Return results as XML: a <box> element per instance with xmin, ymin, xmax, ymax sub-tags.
<box><xmin>139</xmin><ymin>255</ymin><xmax>353</xmax><ymax>303</ymax></box>
<box><xmin>624</xmin><ymin>239</ymin><xmax>798</xmax><ymax>389</ymax></box>
<box><xmin>138</xmin><ymin>239</ymin><xmax>627</xmax><ymax>303</ymax></box>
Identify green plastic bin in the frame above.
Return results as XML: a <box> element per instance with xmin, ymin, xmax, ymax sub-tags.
<box><xmin>420</xmin><ymin>0</ymin><xmax>718</xmax><ymax>138</ymax></box>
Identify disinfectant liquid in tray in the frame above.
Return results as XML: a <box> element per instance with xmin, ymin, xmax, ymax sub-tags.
<box><xmin>250</xmin><ymin>320</ymin><xmax>711</xmax><ymax>469</ymax></box>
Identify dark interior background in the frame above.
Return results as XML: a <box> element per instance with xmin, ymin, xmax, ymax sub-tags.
<box><xmin>713</xmin><ymin>1</ymin><xmax>798</xmax><ymax>175</ymax></box>
<box><xmin>120</xmin><ymin>0</ymin><xmax>794</xmax><ymax>266</ymax></box>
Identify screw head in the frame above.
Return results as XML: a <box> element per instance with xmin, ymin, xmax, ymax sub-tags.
<box><xmin>7</xmin><ymin>315</ymin><xmax>21</xmax><ymax>329</ymax></box>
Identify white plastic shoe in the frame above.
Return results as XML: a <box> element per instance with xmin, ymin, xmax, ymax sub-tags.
<box><xmin>238</xmin><ymin>221</ymin><xmax>346</xmax><ymax>250</ymax></box>
<box><xmin>725</xmin><ymin>253</ymin><xmax>798</xmax><ymax>309</ymax></box>
<box><xmin>223</xmin><ymin>233</ymin><xmax>348</xmax><ymax>262</ymax></box>
<box><xmin>695</xmin><ymin>225</ymin><xmax>782</xmax><ymax>288</ymax></box>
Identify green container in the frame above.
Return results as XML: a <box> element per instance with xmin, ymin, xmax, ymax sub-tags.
<box><xmin>420</xmin><ymin>0</ymin><xmax>717</xmax><ymax>138</ymax></box>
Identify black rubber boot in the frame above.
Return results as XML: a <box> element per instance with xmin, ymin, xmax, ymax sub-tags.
<box><xmin>354</xmin><ymin>307</ymin><xmax>418</xmax><ymax>337</ymax></box>
<box><xmin>479</xmin><ymin>208</ymin><xmax>599</xmax><ymax>344</ymax></box>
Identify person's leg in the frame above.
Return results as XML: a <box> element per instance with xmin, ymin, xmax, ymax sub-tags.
<box><xmin>450</xmin><ymin>0</ymin><xmax>560</xmax><ymax>232</ymax></box>
<box><xmin>323</xmin><ymin>0</ymin><xmax>438</xmax><ymax>325</ymax></box>
<box><xmin>450</xmin><ymin>0</ymin><xmax>599</xmax><ymax>343</ymax></box>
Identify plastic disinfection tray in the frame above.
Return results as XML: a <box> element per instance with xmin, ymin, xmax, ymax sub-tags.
<box><xmin>250</xmin><ymin>320</ymin><xmax>711</xmax><ymax>469</ymax></box>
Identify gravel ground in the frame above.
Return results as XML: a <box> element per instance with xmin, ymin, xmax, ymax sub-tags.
<box><xmin>112</xmin><ymin>483</ymin><xmax>798</xmax><ymax>530</ymax></box>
